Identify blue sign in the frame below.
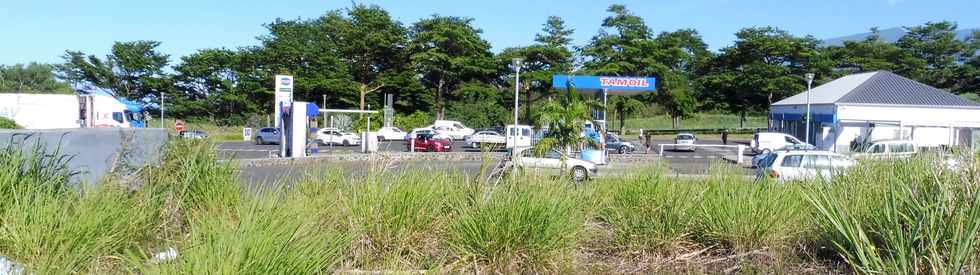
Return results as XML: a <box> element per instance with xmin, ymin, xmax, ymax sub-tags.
<box><xmin>552</xmin><ymin>75</ymin><xmax>657</xmax><ymax>95</ymax></box>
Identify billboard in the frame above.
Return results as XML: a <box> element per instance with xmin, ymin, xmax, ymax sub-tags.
<box><xmin>552</xmin><ymin>75</ymin><xmax>656</xmax><ymax>95</ymax></box>
<box><xmin>274</xmin><ymin>75</ymin><xmax>294</xmax><ymax>128</ymax></box>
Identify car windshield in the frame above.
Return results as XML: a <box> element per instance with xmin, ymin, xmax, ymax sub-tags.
<box><xmin>676</xmin><ymin>135</ymin><xmax>694</xmax><ymax>140</ymax></box>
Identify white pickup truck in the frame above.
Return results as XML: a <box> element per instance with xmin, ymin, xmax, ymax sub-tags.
<box><xmin>464</xmin><ymin>130</ymin><xmax>506</xmax><ymax>149</ymax></box>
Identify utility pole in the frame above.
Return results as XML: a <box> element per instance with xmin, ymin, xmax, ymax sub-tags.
<box><xmin>805</xmin><ymin>73</ymin><xmax>815</xmax><ymax>145</ymax></box>
<box><xmin>160</xmin><ymin>91</ymin><xmax>164</xmax><ymax>129</ymax></box>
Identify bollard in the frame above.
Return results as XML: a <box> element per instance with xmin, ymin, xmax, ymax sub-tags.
<box><xmin>658</xmin><ymin>144</ymin><xmax>664</xmax><ymax>156</ymax></box>
<box><xmin>737</xmin><ymin>145</ymin><xmax>744</xmax><ymax>164</ymax></box>
<box><xmin>410</xmin><ymin>137</ymin><xmax>415</xmax><ymax>152</ymax></box>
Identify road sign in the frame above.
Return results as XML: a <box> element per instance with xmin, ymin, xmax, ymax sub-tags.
<box><xmin>174</xmin><ymin>120</ymin><xmax>185</xmax><ymax>133</ymax></box>
<box><xmin>274</xmin><ymin>75</ymin><xmax>294</xmax><ymax>128</ymax></box>
<box><xmin>243</xmin><ymin>127</ymin><xmax>253</xmax><ymax>142</ymax></box>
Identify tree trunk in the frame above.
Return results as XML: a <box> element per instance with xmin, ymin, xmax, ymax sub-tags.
<box><xmin>671</xmin><ymin>115</ymin><xmax>678</xmax><ymax>129</ymax></box>
<box><xmin>436</xmin><ymin>79</ymin><xmax>445</xmax><ymax>120</ymax></box>
<box><xmin>739</xmin><ymin>110</ymin><xmax>746</xmax><ymax>129</ymax></box>
<box><xmin>359</xmin><ymin>84</ymin><xmax>366</xmax><ymax>111</ymax></box>
<box><xmin>618</xmin><ymin>107</ymin><xmax>626</xmax><ymax>134</ymax></box>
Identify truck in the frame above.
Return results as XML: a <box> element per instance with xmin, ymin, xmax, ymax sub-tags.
<box><xmin>0</xmin><ymin>93</ymin><xmax>146</xmax><ymax>129</ymax></box>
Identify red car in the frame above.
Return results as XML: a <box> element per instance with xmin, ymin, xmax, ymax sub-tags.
<box><xmin>407</xmin><ymin>133</ymin><xmax>453</xmax><ymax>152</ymax></box>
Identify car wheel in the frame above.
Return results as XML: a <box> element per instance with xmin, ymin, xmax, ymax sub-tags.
<box><xmin>572</xmin><ymin>166</ymin><xmax>588</xmax><ymax>182</ymax></box>
<box><xmin>378</xmin><ymin>136</ymin><xmax>385</xmax><ymax>142</ymax></box>
<box><xmin>619</xmin><ymin>146</ymin><xmax>630</xmax><ymax>154</ymax></box>
<box><xmin>343</xmin><ymin>140</ymin><xmax>350</xmax><ymax>146</ymax></box>
<box><xmin>255</xmin><ymin>137</ymin><xmax>264</xmax><ymax>145</ymax></box>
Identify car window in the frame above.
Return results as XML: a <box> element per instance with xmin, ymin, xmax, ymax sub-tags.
<box><xmin>804</xmin><ymin>155</ymin><xmax>832</xmax><ymax>169</ymax></box>
<box><xmin>831</xmin><ymin>156</ymin><xmax>852</xmax><ymax>167</ymax></box>
<box><xmin>889</xmin><ymin>143</ymin><xmax>914</xmax><ymax>153</ymax></box>
<box><xmin>112</xmin><ymin>112</ymin><xmax>125</xmax><ymax>123</ymax></box>
<box><xmin>784</xmin><ymin>136</ymin><xmax>800</xmax><ymax>144</ymax></box>
<box><xmin>521</xmin><ymin>150</ymin><xmax>532</xmax><ymax>157</ymax></box>
<box><xmin>521</xmin><ymin>128</ymin><xmax>531</xmax><ymax>137</ymax></box>
<box><xmin>676</xmin><ymin>135</ymin><xmax>694</xmax><ymax>140</ymax></box>
<box><xmin>870</xmin><ymin>144</ymin><xmax>885</xmax><ymax>154</ymax></box>
<box><xmin>544</xmin><ymin>150</ymin><xmax>561</xmax><ymax>159</ymax></box>
<box><xmin>454</xmin><ymin>123</ymin><xmax>463</xmax><ymax>129</ymax></box>
<box><xmin>781</xmin><ymin>155</ymin><xmax>803</xmax><ymax>168</ymax></box>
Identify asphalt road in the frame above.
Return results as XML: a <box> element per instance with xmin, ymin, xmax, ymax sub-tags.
<box><xmin>221</xmin><ymin>138</ymin><xmax>755</xmax><ymax>185</ymax></box>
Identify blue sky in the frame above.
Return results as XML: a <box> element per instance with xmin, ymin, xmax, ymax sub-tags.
<box><xmin>1</xmin><ymin>0</ymin><xmax>977</xmax><ymax>66</ymax></box>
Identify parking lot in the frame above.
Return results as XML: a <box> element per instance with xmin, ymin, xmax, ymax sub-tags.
<box><xmin>218</xmin><ymin>137</ymin><xmax>756</xmax><ymax>182</ymax></box>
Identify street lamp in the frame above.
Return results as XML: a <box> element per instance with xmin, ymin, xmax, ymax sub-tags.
<box><xmin>512</xmin><ymin>58</ymin><xmax>523</xmax><ymax>127</ymax></box>
<box><xmin>804</xmin><ymin>73</ymin><xmax>815</xmax><ymax>145</ymax></box>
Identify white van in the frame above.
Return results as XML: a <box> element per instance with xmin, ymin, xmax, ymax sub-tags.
<box><xmin>506</xmin><ymin>125</ymin><xmax>533</xmax><ymax>149</ymax></box>
<box><xmin>751</xmin><ymin>132</ymin><xmax>807</xmax><ymax>154</ymax></box>
<box><xmin>853</xmin><ymin>139</ymin><xmax>918</xmax><ymax>159</ymax></box>
<box><xmin>432</xmin><ymin>120</ymin><xmax>475</xmax><ymax>139</ymax></box>
<box><xmin>756</xmin><ymin>150</ymin><xmax>856</xmax><ymax>182</ymax></box>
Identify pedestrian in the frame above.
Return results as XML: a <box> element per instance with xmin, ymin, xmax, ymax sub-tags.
<box><xmin>644</xmin><ymin>130</ymin><xmax>652</xmax><ymax>154</ymax></box>
<box><xmin>722</xmin><ymin>130</ymin><xmax>729</xmax><ymax>145</ymax></box>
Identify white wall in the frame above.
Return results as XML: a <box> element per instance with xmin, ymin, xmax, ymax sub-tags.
<box><xmin>833</xmin><ymin>105</ymin><xmax>980</xmax><ymax>151</ymax></box>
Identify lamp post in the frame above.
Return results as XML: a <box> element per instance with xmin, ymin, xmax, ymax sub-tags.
<box><xmin>160</xmin><ymin>91</ymin><xmax>164</xmax><ymax>129</ymax></box>
<box><xmin>804</xmin><ymin>73</ymin><xmax>815</xmax><ymax>145</ymax></box>
<box><xmin>512</xmin><ymin>58</ymin><xmax>523</xmax><ymax>127</ymax></box>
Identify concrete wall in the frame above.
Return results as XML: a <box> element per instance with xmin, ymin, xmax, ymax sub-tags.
<box><xmin>0</xmin><ymin>128</ymin><xmax>169</xmax><ymax>186</ymax></box>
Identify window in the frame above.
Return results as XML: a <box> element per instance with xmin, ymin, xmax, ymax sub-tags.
<box><xmin>785</xmin><ymin>136</ymin><xmax>800</xmax><ymax>144</ymax></box>
<box><xmin>889</xmin><ymin>143</ymin><xmax>914</xmax><ymax>153</ymax></box>
<box><xmin>870</xmin><ymin>144</ymin><xmax>885</xmax><ymax>153</ymax></box>
<box><xmin>111</xmin><ymin>112</ymin><xmax>125</xmax><ymax>123</ymax></box>
<box><xmin>453</xmin><ymin>123</ymin><xmax>464</xmax><ymax>129</ymax></box>
<box><xmin>522</xmin><ymin>128</ymin><xmax>531</xmax><ymax>137</ymax></box>
<box><xmin>509</xmin><ymin>128</ymin><xmax>516</xmax><ymax>136</ymax></box>
<box><xmin>781</xmin><ymin>155</ymin><xmax>803</xmax><ymax>168</ymax></box>
<box><xmin>804</xmin><ymin>155</ymin><xmax>832</xmax><ymax>169</ymax></box>
<box><xmin>544</xmin><ymin>150</ymin><xmax>562</xmax><ymax>159</ymax></box>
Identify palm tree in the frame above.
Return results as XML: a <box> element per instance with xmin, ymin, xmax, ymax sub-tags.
<box><xmin>610</xmin><ymin>96</ymin><xmax>645</xmax><ymax>134</ymax></box>
<box><xmin>532</xmin><ymin>84</ymin><xmax>598</xmax><ymax>161</ymax></box>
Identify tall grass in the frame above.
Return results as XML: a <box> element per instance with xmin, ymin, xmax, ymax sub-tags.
<box><xmin>3</xmin><ymin>137</ymin><xmax>980</xmax><ymax>273</ymax></box>
<box><xmin>807</xmin><ymin>156</ymin><xmax>980</xmax><ymax>274</ymax></box>
<box><xmin>450</xmin><ymin>174</ymin><xmax>586</xmax><ymax>272</ymax></box>
<box><xmin>597</xmin><ymin>163</ymin><xmax>700</xmax><ymax>252</ymax></box>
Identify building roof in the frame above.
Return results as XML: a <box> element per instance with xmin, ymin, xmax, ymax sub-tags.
<box><xmin>772</xmin><ymin>71</ymin><xmax>980</xmax><ymax>108</ymax></box>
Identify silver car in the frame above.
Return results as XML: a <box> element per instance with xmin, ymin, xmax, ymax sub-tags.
<box><xmin>254</xmin><ymin>127</ymin><xmax>281</xmax><ymax>145</ymax></box>
<box><xmin>673</xmin><ymin>133</ymin><xmax>696</xmax><ymax>152</ymax></box>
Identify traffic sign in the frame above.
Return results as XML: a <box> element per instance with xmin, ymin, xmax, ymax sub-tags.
<box><xmin>243</xmin><ymin>127</ymin><xmax>252</xmax><ymax>142</ymax></box>
<box><xmin>174</xmin><ymin>120</ymin><xmax>185</xmax><ymax>133</ymax></box>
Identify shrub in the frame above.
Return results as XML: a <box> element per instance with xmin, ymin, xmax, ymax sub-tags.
<box><xmin>0</xmin><ymin>117</ymin><xmax>19</xmax><ymax>129</ymax></box>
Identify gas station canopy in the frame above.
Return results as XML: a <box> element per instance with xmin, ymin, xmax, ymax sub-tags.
<box><xmin>552</xmin><ymin>75</ymin><xmax>657</xmax><ymax>95</ymax></box>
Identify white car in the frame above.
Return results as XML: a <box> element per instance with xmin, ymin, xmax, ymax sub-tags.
<box><xmin>673</xmin><ymin>133</ymin><xmax>697</xmax><ymax>152</ymax></box>
<box><xmin>376</xmin><ymin>126</ymin><xmax>407</xmax><ymax>141</ymax></box>
<box><xmin>853</xmin><ymin>139</ymin><xmax>918</xmax><ymax>159</ymax></box>
<box><xmin>512</xmin><ymin>147</ymin><xmax>597</xmax><ymax>182</ymax></box>
<box><xmin>429</xmin><ymin>120</ymin><xmax>475</xmax><ymax>139</ymax></box>
<box><xmin>751</xmin><ymin>132</ymin><xmax>808</xmax><ymax>154</ymax></box>
<box><xmin>317</xmin><ymin>128</ymin><xmax>360</xmax><ymax>146</ymax></box>
<box><xmin>465</xmin><ymin>131</ymin><xmax>506</xmax><ymax>149</ymax></box>
<box><xmin>407</xmin><ymin>128</ymin><xmax>452</xmax><ymax>141</ymax></box>
<box><xmin>756</xmin><ymin>150</ymin><xmax>855</xmax><ymax>182</ymax></box>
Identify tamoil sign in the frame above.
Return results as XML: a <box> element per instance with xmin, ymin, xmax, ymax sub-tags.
<box><xmin>552</xmin><ymin>75</ymin><xmax>656</xmax><ymax>95</ymax></box>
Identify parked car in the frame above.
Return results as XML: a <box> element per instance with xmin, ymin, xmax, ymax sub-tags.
<box><xmin>407</xmin><ymin>128</ymin><xmax>452</xmax><ymax>141</ymax></box>
<box><xmin>465</xmin><ymin>130</ymin><xmax>506</xmax><ymax>149</ymax></box>
<box><xmin>751</xmin><ymin>143</ymin><xmax>819</xmax><ymax>167</ymax></box>
<box><xmin>432</xmin><ymin>120</ymin><xmax>475</xmax><ymax>139</ymax></box>
<box><xmin>605</xmin><ymin>133</ymin><xmax>635</xmax><ymax>154</ymax></box>
<box><xmin>756</xmin><ymin>150</ymin><xmax>856</xmax><ymax>182</ymax></box>
<box><xmin>751</xmin><ymin>132</ymin><xmax>807</xmax><ymax>154</ymax></box>
<box><xmin>407</xmin><ymin>133</ymin><xmax>453</xmax><ymax>152</ymax></box>
<box><xmin>254</xmin><ymin>127</ymin><xmax>281</xmax><ymax>145</ymax></box>
<box><xmin>673</xmin><ymin>133</ymin><xmax>697</xmax><ymax>152</ymax></box>
<box><xmin>317</xmin><ymin>128</ymin><xmax>360</xmax><ymax>146</ymax></box>
<box><xmin>853</xmin><ymin>139</ymin><xmax>918</xmax><ymax>159</ymax></box>
<box><xmin>511</xmin><ymin>147</ymin><xmax>597</xmax><ymax>182</ymax></box>
<box><xmin>376</xmin><ymin>126</ymin><xmax>406</xmax><ymax>141</ymax></box>
<box><xmin>178</xmin><ymin>130</ymin><xmax>208</xmax><ymax>139</ymax></box>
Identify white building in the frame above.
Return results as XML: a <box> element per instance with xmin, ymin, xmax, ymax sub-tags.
<box><xmin>770</xmin><ymin>71</ymin><xmax>980</xmax><ymax>153</ymax></box>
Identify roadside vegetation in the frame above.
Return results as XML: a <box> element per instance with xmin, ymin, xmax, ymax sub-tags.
<box><xmin>0</xmin><ymin>117</ymin><xmax>19</xmax><ymax>129</ymax></box>
<box><xmin>1</xmin><ymin>140</ymin><xmax>978</xmax><ymax>273</ymax></box>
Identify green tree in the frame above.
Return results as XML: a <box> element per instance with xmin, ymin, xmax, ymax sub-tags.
<box><xmin>609</xmin><ymin>96</ymin><xmax>644</xmax><ymax>133</ymax></box>
<box><xmin>258</xmin><ymin>17</ymin><xmax>353</xmax><ymax>107</ymax></box>
<box><xmin>0</xmin><ymin>117</ymin><xmax>20</xmax><ymax>129</ymax></box>
<box><xmin>444</xmin><ymin>82</ymin><xmax>509</xmax><ymax>129</ymax></box>
<box><xmin>172</xmin><ymin>48</ymin><xmax>262</xmax><ymax>124</ymax></box>
<box><xmin>824</xmin><ymin>27</ymin><xmax>909</xmax><ymax>74</ymax></box>
<box><xmin>534</xmin><ymin>85</ymin><xmax>598</xmax><ymax>160</ymax></box>
<box><xmin>57</xmin><ymin>40</ymin><xmax>171</xmax><ymax>101</ymax></box>
<box><xmin>0</xmin><ymin>63</ymin><xmax>72</xmax><ymax>94</ymax></box>
<box><xmin>409</xmin><ymin>15</ymin><xmax>496</xmax><ymax>119</ymax></box>
<box><xmin>699</xmin><ymin>27</ymin><xmax>823</xmax><ymax>127</ymax></box>
<box><xmin>322</xmin><ymin>4</ymin><xmax>411</xmax><ymax>111</ymax></box>
<box><xmin>896</xmin><ymin>21</ymin><xmax>973</xmax><ymax>90</ymax></box>
<box><xmin>497</xmin><ymin>16</ymin><xmax>575</xmax><ymax>124</ymax></box>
